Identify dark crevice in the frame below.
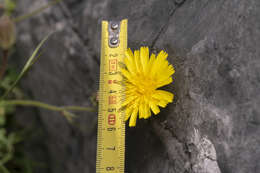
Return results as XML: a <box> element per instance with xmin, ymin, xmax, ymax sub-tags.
<box><xmin>205</xmin><ymin>155</ymin><xmax>217</xmax><ymax>161</ymax></box>
<box><xmin>157</xmin><ymin>120</ymin><xmax>186</xmax><ymax>144</ymax></box>
<box><xmin>151</xmin><ymin>0</ymin><xmax>187</xmax><ymax>48</ymax></box>
<box><xmin>152</xmin><ymin>121</ymin><xmax>196</xmax><ymax>172</ymax></box>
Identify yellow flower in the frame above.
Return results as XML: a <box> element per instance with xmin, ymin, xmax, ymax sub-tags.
<box><xmin>121</xmin><ymin>47</ymin><xmax>175</xmax><ymax>127</ymax></box>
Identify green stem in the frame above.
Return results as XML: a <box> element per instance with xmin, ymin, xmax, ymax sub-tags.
<box><xmin>13</xmin><ymin>0</ymin><xmax>62</xmax><ymax>23</ymax></box>
<box><xmin>0</xmin><ymin>99</ymin><xmax>95</xmax><ymax>112</ymax></box>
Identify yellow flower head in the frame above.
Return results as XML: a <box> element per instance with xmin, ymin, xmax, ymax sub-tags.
<box><xmin>121</xmin><ymin>47</ymin><xmax>175</xmax><ymax>127</ymax></box>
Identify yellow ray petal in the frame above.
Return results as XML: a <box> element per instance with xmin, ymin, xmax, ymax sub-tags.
<box><xmin>150</xmin><ymin>50</ymin><xmax>169</xmax><ymax>76</ymax></box>
<box><xmin>121</xmin><ymin>68</ymin><xmax>136</xmax><ymax>84</ymax></box>
<box><xmin>125</xmin><ymin>48</ymin><xmax>134</xmax><ymax>60</ymax></box>
<box><xmin>167</xmin><ymin>64</ymin><xmax>175</xmax><ymax>75</ymax></box>
<box><xmin>139</xmin><ymin>102</ymin><xmax>145</xmax><ymax>119</ymax></box>
<box><xmin>125</xmin><ymin>106</ymin><xmax>133</xmax><ymax>121</ymax></box>
<box><xmin>144</xmin><ymin>103</ymin><xmax>151</xmax><ymax>119</ymax></box>
<box><xmin>157</xmin><ymin>50</ymin><xmax>168</xmax><ymax>60</ymax></box>
<box><xmin>156</xmin><ymin>66</ymin><xmax>174</xmax><ymax>82</ymax></box>
<box><xmin>140</xmin><ymin>47</ymin><xmax>149</xmax><ymax>74</ymax></box>
<box><xmin>124</xmin><ymin>57</ymin><xmax>136</xmax><ymax>74</ymax></box>
<box><xmin>153</xmin><ymin>90</ymin><xmax>174</xmax><ymax>103</ymax></box>
<box><xmin>121</xmin><ymin>68</ymin><xmax>131</xmax><ymax>78</ymax></box>
<box><xmin>156</xmin><ymin>77</ymin><xmax>173</xmax><ymax>88</ymax></box>
<box><xmin>148</xmin><ymin>53</ymin><xmax>156</xmax><ymax>66</ymax></box>
<box><xmin>149</xmin><ymin>101</ymin><xmax>160</xmax><ymax>115</ymax></box>
<box><xmin>158</xmin><ymin>100</ymin><xmax>168</xmax><ymax>108</ymax></box>
<box><xmin>134</xmin><ymin>50</ymin><xmax>141</xmax><ymax>73</ymax></box>
<box><xmin>129</xmin><ymin>107</ymin><xmax>138</xmax><ymax>127</ymax></box>
<box><xmin>122</xmin><ymin>95</ymin><xmax>137</xmax><ymax>107</ymax></box>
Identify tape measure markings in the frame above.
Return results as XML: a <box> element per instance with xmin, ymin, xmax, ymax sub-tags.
<box><xmin>96</xmin><ymin>19</ymin><xmax>127</xmax><ymax>173</ymax></box>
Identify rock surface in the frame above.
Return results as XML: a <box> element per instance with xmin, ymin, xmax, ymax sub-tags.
<box><xmin>13</xmin><ymin>0</ymin><xmax>260</xmax><ymax>172</ymax></box>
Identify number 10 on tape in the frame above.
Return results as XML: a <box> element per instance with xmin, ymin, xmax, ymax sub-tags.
<box><xmin>96</xmin><ymin>19</ymin><xmax>127</xmax><ymax>173</ymax></box>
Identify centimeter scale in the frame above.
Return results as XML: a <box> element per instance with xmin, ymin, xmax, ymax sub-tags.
<box><xmin>96</xmin><ymin>19</ymin><xmax>127</xmax><ymax>173</ymax></box>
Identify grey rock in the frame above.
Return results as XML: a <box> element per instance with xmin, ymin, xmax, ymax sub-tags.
<box><xmin>12</xmin><ymin>0</ymin><xmax>260</xmax><ymax>173</ymax></box>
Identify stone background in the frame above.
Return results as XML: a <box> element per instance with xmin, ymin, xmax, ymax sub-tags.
<box><xmin>12</xmin><ymin>0</ymin><xmax>260</xmax><ymax>172</ymax></box>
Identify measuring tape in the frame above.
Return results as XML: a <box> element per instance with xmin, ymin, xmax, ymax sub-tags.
<box><xmin>96</xmin><ymin>19</ymin><xmax>127</xmax><ymax>173</ymax></box>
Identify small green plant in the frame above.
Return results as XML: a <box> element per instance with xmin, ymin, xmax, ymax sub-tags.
<box><xmin>0</xmin><ymin>68</ymin><xmax>31</xmax><ymax>173</ymax></box>
<box><xmin>0</xmin><ymin>1</ymin><xmax>95</xmax><ymax>172</ymax></box>
<box><xmin>0</xmin><ymin>100</ymin><xmax>25</xmax><ymax>173</ymax></box>
<box><xmin>0</xmin><ymin>33</ymin><xmax>49</xmax><ymax>173</ymax></box>
<box><xmin>0</xmin><ymin>28</ymin><xmax>94</xmax><ymax>173</ymax></box>
<box><xmin>0</xmin><ymin>104</ymin><xmax>15</xmax><ymax>173</ymax></box>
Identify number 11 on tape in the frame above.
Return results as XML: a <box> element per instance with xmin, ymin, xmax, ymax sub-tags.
<box><xmin>96</xmin><ymin>19</ymin><xmax>127</xmax><ymax>173</ymax></box>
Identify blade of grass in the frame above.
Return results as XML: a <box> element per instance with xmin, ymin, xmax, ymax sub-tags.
<box><xmin>0</xmin><ymin>33</ymin><xmax>52</xmax><ymax>100</ymax></box>
<box><xmin>31</xmin><ymin>50</ymin><xmax>44</xmax><ymax>65</ymax></box>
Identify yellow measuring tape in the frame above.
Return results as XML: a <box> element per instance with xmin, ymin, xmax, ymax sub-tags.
<box><xmin>96</xmin><ymin>19</ymin><xmax>127</xmax><ymax>173</ymax></box>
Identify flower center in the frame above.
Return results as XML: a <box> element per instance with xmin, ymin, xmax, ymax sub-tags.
<box><xmin>134</xmin><ymin>74</ymin><xmax>156</xmax><ymax>97</ymax></box>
